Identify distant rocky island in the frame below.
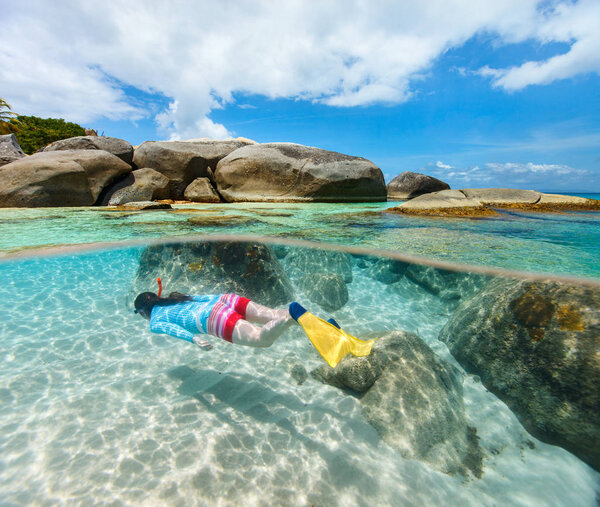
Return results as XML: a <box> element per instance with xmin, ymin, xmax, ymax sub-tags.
<box><xmin>0</xmin><ymin>133</ymin><xmax>598</xmax><ymax>213</ymax></box>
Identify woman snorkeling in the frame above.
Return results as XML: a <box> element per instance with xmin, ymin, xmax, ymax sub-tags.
<box><xmin>134</xmin><ymin>287</ymin><xmax>293</xmax><ymax>350</ymax></box>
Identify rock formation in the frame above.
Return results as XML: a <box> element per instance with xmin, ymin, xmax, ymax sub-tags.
<box><xmin>387</xmin><ymin>188</ymin><xmax>600</xmax><ymax>217</ymax></box>
<box><xmin>313</xmin><ymin>331</ymin><xmax>483</xmax><ymax>477</ymax></box>
<box><xmin>214</xmin><ymin>143</ymin><xmax>386</xmax><ymax>202</ymax></box>
<box><xmin>0</xmin><ymin>134</ymin><xmax>25</xmax><ymax>167</ymax></box>
<box><xmin>100</xmin><ymin>168</ymin><xmax>170</xmax><ymax>205</ymax></box>
<box><xmin>40</xmin><ymin>136</ymin><xmax>134</xmax><ymax>165</ymax></box>
<box><xmin>439</xmin><ymin>277</ymin><xmax>600</xmax><ymax>471</ymax></box>
<box><xmin>387</xmin><ymin>171</ymin><xmax>450</xmax><ymax>200</ymax></box>
<box><xmin>0</xmin><ymin>150</ymin><xmax>132</xmax><ymax>207</ymax></box>
<box><xmin>132</xmin><ymin>139</ymin><xmax>251</xmax><ymax>199</ymax></box>
<box><xmin>132</xmin><ymin>240</ymin><xmax>294</xmax><ymax>307</ymax></box>
<box><xmin>184</xmin><ymin>177</ymin><xmax>222</xmax><ymax>203</ymax></box>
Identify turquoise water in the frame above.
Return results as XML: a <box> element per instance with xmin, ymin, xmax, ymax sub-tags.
<box><xmin>0</xmin><ymin>239</ymin><xmax>598</xmax><ymax>505</ymax></box>
<box><xmin>1</xmin><ymin>195</ymin><xmax>599</xmax><ymax>279</ymax></box>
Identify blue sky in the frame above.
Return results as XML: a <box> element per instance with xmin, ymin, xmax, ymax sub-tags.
<box><xmin>2</xmin><ymin>1</ymin><xmax>600</xmax><ymax>192</ymax></box>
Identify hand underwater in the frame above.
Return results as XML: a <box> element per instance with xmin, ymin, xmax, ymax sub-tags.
<box><xmin>193</xmin><ymin>336</ymin><xmax>213</xmax><ymax>350</ymax></box>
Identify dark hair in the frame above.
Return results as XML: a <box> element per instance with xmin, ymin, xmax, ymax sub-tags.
<box><xmin>134</xmin><ymin>291</ymin><xmax>193</xmax><ymax>318</ymax></box>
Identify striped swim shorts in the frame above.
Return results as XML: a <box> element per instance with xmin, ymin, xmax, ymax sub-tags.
<box><xmin>205</xmin><ymin>293</ymin><xmax>251</xmax><ymax>343</ymax></box>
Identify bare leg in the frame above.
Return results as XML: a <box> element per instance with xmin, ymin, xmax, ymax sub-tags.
<box><xmin>231</xmin><ymin>315</ymin><xmax>293</xmax><ymax>348</ymax></box>
<box><xmin>245</xmin><ymin>301</ymin><xmax>290</xmax><ymax>324</ymax></box>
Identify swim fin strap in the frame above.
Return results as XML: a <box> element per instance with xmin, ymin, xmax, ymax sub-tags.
<box><xmin>290</xmin><ymin>304</ymin><xmax>375</xmax><ymax>368</ymax></box>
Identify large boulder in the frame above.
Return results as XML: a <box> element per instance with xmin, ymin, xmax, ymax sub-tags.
<box><xmin>132</xmin><ymin>139</ymin><xmax>252</xmax><ymax>199</ymax></box>
<box><xmin>0</xmin><ymin>150</ymin><xmax>132</xmax><ymax>207</ymax></box>
<box><xmin>312</xmin><ymin>331</ymin><xmax>483</xmax><ymax>477</ymax></box>
<box><xmin>40</xmin><ymin>136</ymin><xmax>134</xmax><ymax>165</ymax></box>
<box><xmin>282</xmin><ymin>247</ymin><xmax>353</xmax><ymax>283</ymax></box>
<box><xmin>132</xmin><ymin>240</ymin><xmax>294</xmax><ymax>307</ymax></box>
<box><xmin>404</xmin><ymin>264</ymin><xmax>490</xmax><ymax>304</ymax></box>
<box><xmin>184</xmin><ymin>177</ymin><xmax>221</xmax><ymax>203</ymax></box>
<box><xmin>100</xmin><ymin>168</ymin><xmax>170</xmax><ymax>205</ymax></box>
<box><xmin>387</xmin><ymin>171</ymin><xmax>450</xmax><ymax>200</ymax></box>
<box><xmin>439</xmin><ymin>278</ymin><xmax>600</xmax><ymax>471</ymax></box>
<box><xmin>387</xmin><ymin>190</ymin><xmax>497</xmax><ymax>217</ymax></box>
<box><xmin>298</xmin><ymin>272</ymin><xmax>348</xmax><ymax>312</ymax></box>
<box><xmin>461</xmin><ymin>188</ymin><xmax>541</xmax><ymax>205</ymax></box>
<box><xmin>0</xmin><ymin>134</ymin><xmax>25</xmax><ymax>167</ymax></box>
<box><xmin>214</xmin><ymin>143</ymin><xmax>387</xmax><ymax>202</ymax></box>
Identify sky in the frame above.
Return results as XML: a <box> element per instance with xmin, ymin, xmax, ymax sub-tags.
<box><xmin>1</xmin><ymin>0</ymin><xmax>599</xmax><ymax>192</ymax></box>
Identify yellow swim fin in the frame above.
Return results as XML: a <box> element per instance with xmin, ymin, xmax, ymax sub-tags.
<box><xmin>289</xmin><ymin>303</ymin><xmax>375</xmax><ymax>367</ymax></box>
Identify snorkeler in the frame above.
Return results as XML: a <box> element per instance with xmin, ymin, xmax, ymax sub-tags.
<box><xmin>134</xmin><ymin>291</ymin><xmax>293</xmax><ymax>350</ymax></box>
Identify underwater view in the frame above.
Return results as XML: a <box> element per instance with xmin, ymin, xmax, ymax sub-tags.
<box><xmin>0</xmin><ymin>237</ymin><xmax>598</xmax><ymax>506</ymax></box>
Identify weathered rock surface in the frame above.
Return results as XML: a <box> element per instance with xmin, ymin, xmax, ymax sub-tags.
<box><xmin>388</xmin><ymin>188</ymin><xmax>600</xmax><ymax>216</ymax></box>
<box><xmin>0</xmin><ymin>150</ymin><xmax>132</xmax><ymax>207</ymax></box>
<box><xmin>405</xmin><ymin>264</ymin><xmax>490</xmax><ymax>304</ymax></box>
<box><xmin>387</xmin><ymin>190</ymin><xmax>497</xmax><ymax>217</ymax></box>
<box><xmin>282</xmin><ymin>247</ymin><xmax>354</xmax><ymax>284</ymax></box>
<box><xmin>439</xmin><ymin>278</ymin><xmax>600</xmax><ymax>471</ymax></box>
<box><xmin>133</xmin><ymin>139</ymin><xmax>252</xmax><ymax>199</ymax></box>
<box><xmin>461</xmin><ymin>188</ymin><xmax>541</xmax><ymax>205</ymax></box>
<box><xmin>299</xmin><ymin>272</ymin><xmax>348</xmax><ymax>312</ymax></box>
<box><xmin>387</xmin><ymin>171</ymin><xmax>450</xmax><ymax>200</ymax></box>
<box><xmin>214</xmin><ymin>143</ymin><xmax>386</xmax><ymax>202</ymax></box>
<box><xmin>40</xmin><ymin>136</ymin><xmax>134</xmax><ymax>165</ymax></box>
<box><xmin>312</xmin><ymin>331</ymin><xmax>483</xmax><ymax>477</ymax></box>
<box><xmin>132</xmin><ymin>240</ymin><xmax>294</xmax><ymax>307</ymax></box>
<box><xmin>358</xmin><ymin>256</ymin><xmax>408</xmax><ymax>284</ymax></box>
<box><xmin>99</xmin><ymin>168</ymin><xmax>170</xmax><ymax>205</ymax></box>
<box><xmin>184</xmin><ymin>177</ymin><xmax>221</xmax><ymax>203</ymax></box>
<box><xmin>0</xmin><ymin>134</ymin><xmax>25</xmax><ymax>167</ymax></box>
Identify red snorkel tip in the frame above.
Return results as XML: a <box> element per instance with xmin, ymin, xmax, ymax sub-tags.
<box><xmin>157</xmin><ymin>277</ymin><xmax>163</xmax><ymax>298</ymax></box>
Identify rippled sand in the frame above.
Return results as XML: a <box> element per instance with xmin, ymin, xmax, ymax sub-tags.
<box><xmin>0</xmin><ymin>245</ymin><xmax>597</xmax><ymax>505</ymax></box>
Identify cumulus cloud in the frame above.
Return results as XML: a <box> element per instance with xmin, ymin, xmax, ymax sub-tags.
<box><xmin>480</xmin><ymin>0</ymin><xmax>600</xmax><ymax>90</ymax></box>
<box><xmin>1</xmin><ymin>0</ymin><xmax>597</xmax><ymax>138</ymax></box>
<box><xmin>436</xmin><ymin>161</ymin><xmax>454</xmax><ymax>170</ymax></box>
<box><xmin>426</xmin><ymin>160</ymin><xmax>593</xmax><ymax>189</ymax></box>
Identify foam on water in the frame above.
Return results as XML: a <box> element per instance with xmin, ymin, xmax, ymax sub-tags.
<box><xmin>0</xmin><ymin>241</ymin><xmax>598</xmax><ymax>505</ymax></box>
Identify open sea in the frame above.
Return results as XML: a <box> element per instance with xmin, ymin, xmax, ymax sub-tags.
<box><xmin>0</xmin><ymin>196</ymin><xmax>598</xmax><ymax>505</ymax></box>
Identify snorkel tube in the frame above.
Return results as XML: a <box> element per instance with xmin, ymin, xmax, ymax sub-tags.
<box><xmin>157</xmin><ymin>277</ymin><xmax>163</xmax><ymax>298</ymax></box>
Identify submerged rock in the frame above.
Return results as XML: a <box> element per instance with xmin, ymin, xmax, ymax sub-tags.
<box><xmin>387</xmin><ymin>171</ymin><xmax>450</xmax><ymax>200</ymax></box>
<box><xmin>214</xmin><ymin>142</ymin><xmax>387</xmax><ymax>202</ymax></box>
<box><xmin>0</xmin><ymin>150</ymin><xmax>132</xmax><ymax>207</ymax></box>
<box><xmin>283</xmin><ymin>247</ymin><xmax>353</xmax><ymax>283</ymax></box>
<box><xmin>40</xmin><ymin>135</ymin><xmax>134</xmax><ymax>165</ymax></box>
<box><xmin>113</xmin><ymin>201</ymin><xmax>172</xmax><ymax>210</ymax></box>
<box><xmin>404</xmin><ymin>264</ymin><xmax>490</xmax><ymax>304</ymax></box>
<box><xmin>132</xmin><ymin>240</ymin><xmax>294</xmax><ymax>307</ymax></box>
<box><xmin>439</xmin><ymin>278</ymin><xmax>600</xmax><ymax>471</ymax></box>
<box><xmin>359</xmin><ymin>257</ymin><xmax>408</xmax><ymax>284</ymax></box>
<box><xmin>0</xmin><ymin>134</ymin><xmax>25</xmax><ymax>167</ymax></box>
<box><xmin>133</xmin><ymin>139</ymin><xmax>252</xmax><ymax>199</ymax></box>
<box><xmin>299</xmin><ymin>272</ymin><xmax>348</xmax><ymax>312</ymax></box>
<box><xmin>312</xmin><ymin>331</ymin><xmax>483</xmax><ymax>477</ymax></box>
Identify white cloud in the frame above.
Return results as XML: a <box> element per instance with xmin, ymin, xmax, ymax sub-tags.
<box><xmin>481</xmin><ymin>0</ymin><xmax>600</xmax><ymax>90</ymax></box>
<box><xmin>425</xmin><ymin>160</ymin><xmax>593</xmax><ymax>189</ymax></box>
<box><xmin>1</xmin><ymin>1</ymin><xmax>597</xmax><ymax>138</ymax></box>
<box><xmin>436</xmin><ymin>161</ymin><xmax>454</xmax><ymax>170</ymax></box>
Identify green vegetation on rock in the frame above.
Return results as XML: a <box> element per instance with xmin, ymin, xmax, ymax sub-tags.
<box><xmin>11</xmin><ymin>115</ymin><xmax>86</xmax><ymax>154</ymax></box>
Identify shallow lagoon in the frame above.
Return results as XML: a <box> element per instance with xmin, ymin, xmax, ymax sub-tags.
<box><xmin>0</xmin><ymin>237</ymin><xmax>598</xmax><ymax>505</ymax></box>
<box><xmin>1</xmin><ymin>199</ymin><xmax>599</xmax><ymax>279</ymax></box>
